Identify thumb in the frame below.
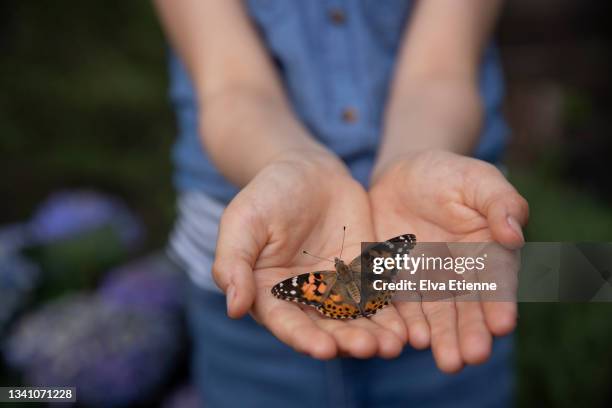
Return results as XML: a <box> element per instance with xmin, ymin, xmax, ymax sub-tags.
<box><xmin>212</xmin><ymin>207</ymin><xmax>263</xmax><ymax>318</ymax></box>
<box><xmin>471</xmin><ymin>168</ymin><xmax>529</xmax><ymax>249</ymax></box>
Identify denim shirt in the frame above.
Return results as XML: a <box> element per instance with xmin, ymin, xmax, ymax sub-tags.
<box><xmin>168</xmin><ymin>0</ymin><xmax>509</xmax><ymax>203</ymax></box>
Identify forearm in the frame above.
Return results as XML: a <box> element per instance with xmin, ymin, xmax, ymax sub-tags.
<box><xmin>200</xmin><ymin>87</ymin><xmax>340</xmax><ymax>186</ymax></box>
<box><xmin>154</xmin><ymin>0</ymin><xmax>340</xmax><ymax>186</ymax></box>
<box><xmin>373</xmin><ymin>0</ymin><xmax>502</xmax><ymax>180</ymax></box>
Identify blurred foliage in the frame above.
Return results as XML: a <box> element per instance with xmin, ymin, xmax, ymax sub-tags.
<box><xmin>512</xmin><ymin>168</ymin><xmax>612</xmax><ymax>408</ymax></box>
<box><xmin>1</xmin><ymin>1</ymin><xmax>612</xmax><ymax>407</ymax></box>
<box><xmin>0</xmin><ymin>0</ymin><xmax>175</xmax><ymax>248</ymax></box>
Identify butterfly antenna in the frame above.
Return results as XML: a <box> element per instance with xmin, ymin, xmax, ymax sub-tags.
<box><xmin>302</xmin><ymin>250</ymin><xmax>334</xmax><ymax>263</ymax></box>
<box><xmin>339</xmin><ymin>226</ymin><xmax>346</xmax><ymax>259</ymax></box>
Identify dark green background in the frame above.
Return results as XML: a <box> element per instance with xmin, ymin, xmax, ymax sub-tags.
<box><xmin>1</xmin><ymin>1</ymin><xmax>612</xmax><ymax>407</ymax></box>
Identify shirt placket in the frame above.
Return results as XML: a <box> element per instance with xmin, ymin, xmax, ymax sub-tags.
<box><xmin>324</xmin><ymin>0</ymin><xmax>363</xmax><ymax>129</ymax></box>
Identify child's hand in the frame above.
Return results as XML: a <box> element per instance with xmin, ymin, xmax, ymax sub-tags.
<box><xmin>369</xmin><ymin>150</ymin><xmax>529</xmax><ymax>373</ymax></box>
<box><xmin>212</xmin><ymin>151</ymin><xmax>409</xmax><ymax>359</ymax></box>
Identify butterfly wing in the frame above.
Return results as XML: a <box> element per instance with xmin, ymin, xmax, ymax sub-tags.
<box><xmin>271</xmin><ymin>271</ymin><xmax>336</xmax><ymax>306</ymax></box>
<box><xmin>349</xmin><ymin>234</ymin><xmax>417</xmax><ymax>316</ymax></box>
<box><xmin>316</xmin><ymin>281</ymin><xmax>362</xmax><ymax>319</ymax></box>
<box><xmin>271</xmin><ymin>271</ymin><xmax>362</xmax><ymax>319</ymax></box>
<box><xmin>349</xmin><ymin>233</ymin><xmax>417</xmax><ymax>278</ymax></box>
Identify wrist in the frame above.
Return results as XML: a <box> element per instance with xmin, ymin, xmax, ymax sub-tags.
<box><xmin>390</xmin><ymin>79</ymin><xmax>483</xmax><ymax>125</ymax></box>
<box><xmin>371</xmin><ymin>150</ymin><xmax>424</xmax><ymax>186</ymax></box>
<box><xmin>199</xmin><ymin>87</ymin><xmax>343</xmax><ymax>186</ymax></box>
<box><xmin>373</xmin><ymin>81</ymin><xmax>483</xmax><ymax>183</ymax></box>
<box><xmin>371</xmin><ymin>149</ymin><xmax>465</xmax><ymax>186</ymax></box>
<box><xmin>266</xmin><ymin>147</ymin><xmax>350</xmax><ymax>180</ymax></box>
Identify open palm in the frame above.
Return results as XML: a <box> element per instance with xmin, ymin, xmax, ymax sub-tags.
<box><xmin>213</xmin><ymin>156</ymin><xmax>409</xmax><ymax>359</ymax></box>
<box><xmin>369</xmin><ymin>150</ymin><xmax>528</xmax><ymax>372</ymax></box>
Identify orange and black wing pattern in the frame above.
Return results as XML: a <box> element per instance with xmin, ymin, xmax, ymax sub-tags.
<box><xmin>271</xmin><ymin>271</ymin><xmax>361</xmax><ymax>319</ymax></box>
<box><xmin>271</xmin><ymin>271</ymin><xmax>336</xmax><ymax>306</ymax></box>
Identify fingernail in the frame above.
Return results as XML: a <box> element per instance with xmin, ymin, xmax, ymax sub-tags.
<box><xmin>226</xmin><ymin>284</ymin><xmax>236</xmax><ymax>313</ymax></box>
<box><xmin>507</xmin><ymin>216</ymin><xmax>524</xmax><ymax>241</ymax></box>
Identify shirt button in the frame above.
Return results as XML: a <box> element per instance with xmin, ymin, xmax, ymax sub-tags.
<box><xmin>341</xmin><ymin>107</ymin><xmax>358</xmax><ymax>123</ymax></box>
<box><xmin>328</xmin><ymin>8</ymin><xmax>346</xmax><ymax>25</ymax></box>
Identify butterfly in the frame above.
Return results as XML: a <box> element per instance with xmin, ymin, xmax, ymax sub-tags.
<box><xmin>271</xmin><ymin>232</ymin><xmax>417</xmax><ymax>319</ymax></box>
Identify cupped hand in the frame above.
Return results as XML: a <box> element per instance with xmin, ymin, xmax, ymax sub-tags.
<box><xmin>212</xmin><ymin>151</ymin><xmax>409</xmax><ymax>360</ymax></box>
<box><xmin>369</xmin><ymin>150</ymin><xmax>529</xmax><ymax>372</ymax></box>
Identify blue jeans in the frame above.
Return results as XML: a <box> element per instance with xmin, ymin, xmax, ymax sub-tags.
<box><xmin>187</xmin><ymin>283</ymin><xmax>514</xmax><ymax>408</ymax></box>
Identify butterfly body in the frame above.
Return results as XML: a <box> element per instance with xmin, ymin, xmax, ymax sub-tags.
<box><xmin>271</xmin><ymin>234</ymin><xmax>416</xmax><ymax>319</ymax></box>
<box><xmin>334</xmin><ymin>257</ymin><xmax>361</xmax><ymax>304</ymax></box>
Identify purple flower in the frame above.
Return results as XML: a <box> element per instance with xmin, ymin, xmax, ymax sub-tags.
<box><xmin>0</xmin><ymin>253</ymin><xmax>40</xmax><ymax>335</ymax></box>
<box><xmin>28</xmin><ymin>190</ymin><xmax>144</xmax><ymax>249</ymax></box>
<box><xmin>5</xmin><ymin>294</ymin><xmax>184</xmax><ymax>408</ymax></box>
<box><xmin>99</xmin><ymin>253</ymin><xmax>187</xmax><ymax>314</ymax></box>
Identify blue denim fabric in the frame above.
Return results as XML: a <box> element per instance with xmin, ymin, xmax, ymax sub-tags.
<box><xmin>187</xmin><ymin>284</ymin><xmax>514</xmax><ymax>408</ymax></box>
<box><xmin>168</xmin><ymin>0</ymin><xmax>509</xmax><ymax>203</ymax></box>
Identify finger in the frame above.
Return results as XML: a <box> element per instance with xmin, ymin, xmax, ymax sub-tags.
<box><xmin>258</xmin><ymin>301</ymin><xmax>337</xmax><ymax>359</ymax></box>
<box><xmin>213</xmin><ymin>206</ymin><xmax>266</xmax><ymax>318</ymax></box>
<box><xmin>467</xmin><ymin>165</ymin><xmax>529</xmax><ymax>249</ymax></box>
<box><xmin>349</xmin><ymin>313</ymin><xmax>404</xmax><ymax>359</ymax></box>
<box><xmin>481</xmin><ymin>301</ymin><xmax>517</xmax><ymax>336</ymax></box>
<box><xmin>455</xmin><ymin>300</ymin><xmax>492</xmax><ymax>365</ymax></box>
<box><xmin>316</xmin><ymin>318</ymin><xmax>378</xmax><ymax>359</ymax></box>
<box><xmin>394</xmin><ymin>299</ymin><xmax>431</xmax><ymax>350</ymax></box>
<box><xmin>422</xmin><ymin>300</ymin><xmax>463</xmax><ymax>373</ymax></box>
<box><xmin>487</xmin><ymin>194</ymin><xmax>529</xmax><ymax>249</ymax></box>
<box><xmin>369</xmin><ymin>305</ymin><xmax>409</xmax><ymax>344</ymax></box>
<box><xmin>479</xmin><ymin>246</ymin><xmax>519</xmax><ymax>336</ymax></box>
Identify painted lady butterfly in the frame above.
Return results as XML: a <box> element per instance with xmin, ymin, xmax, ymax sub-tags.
<box><xmin>271</xmin><ymin>232</ymin><xmax>416</xmax><ymax>319</ymax></box>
